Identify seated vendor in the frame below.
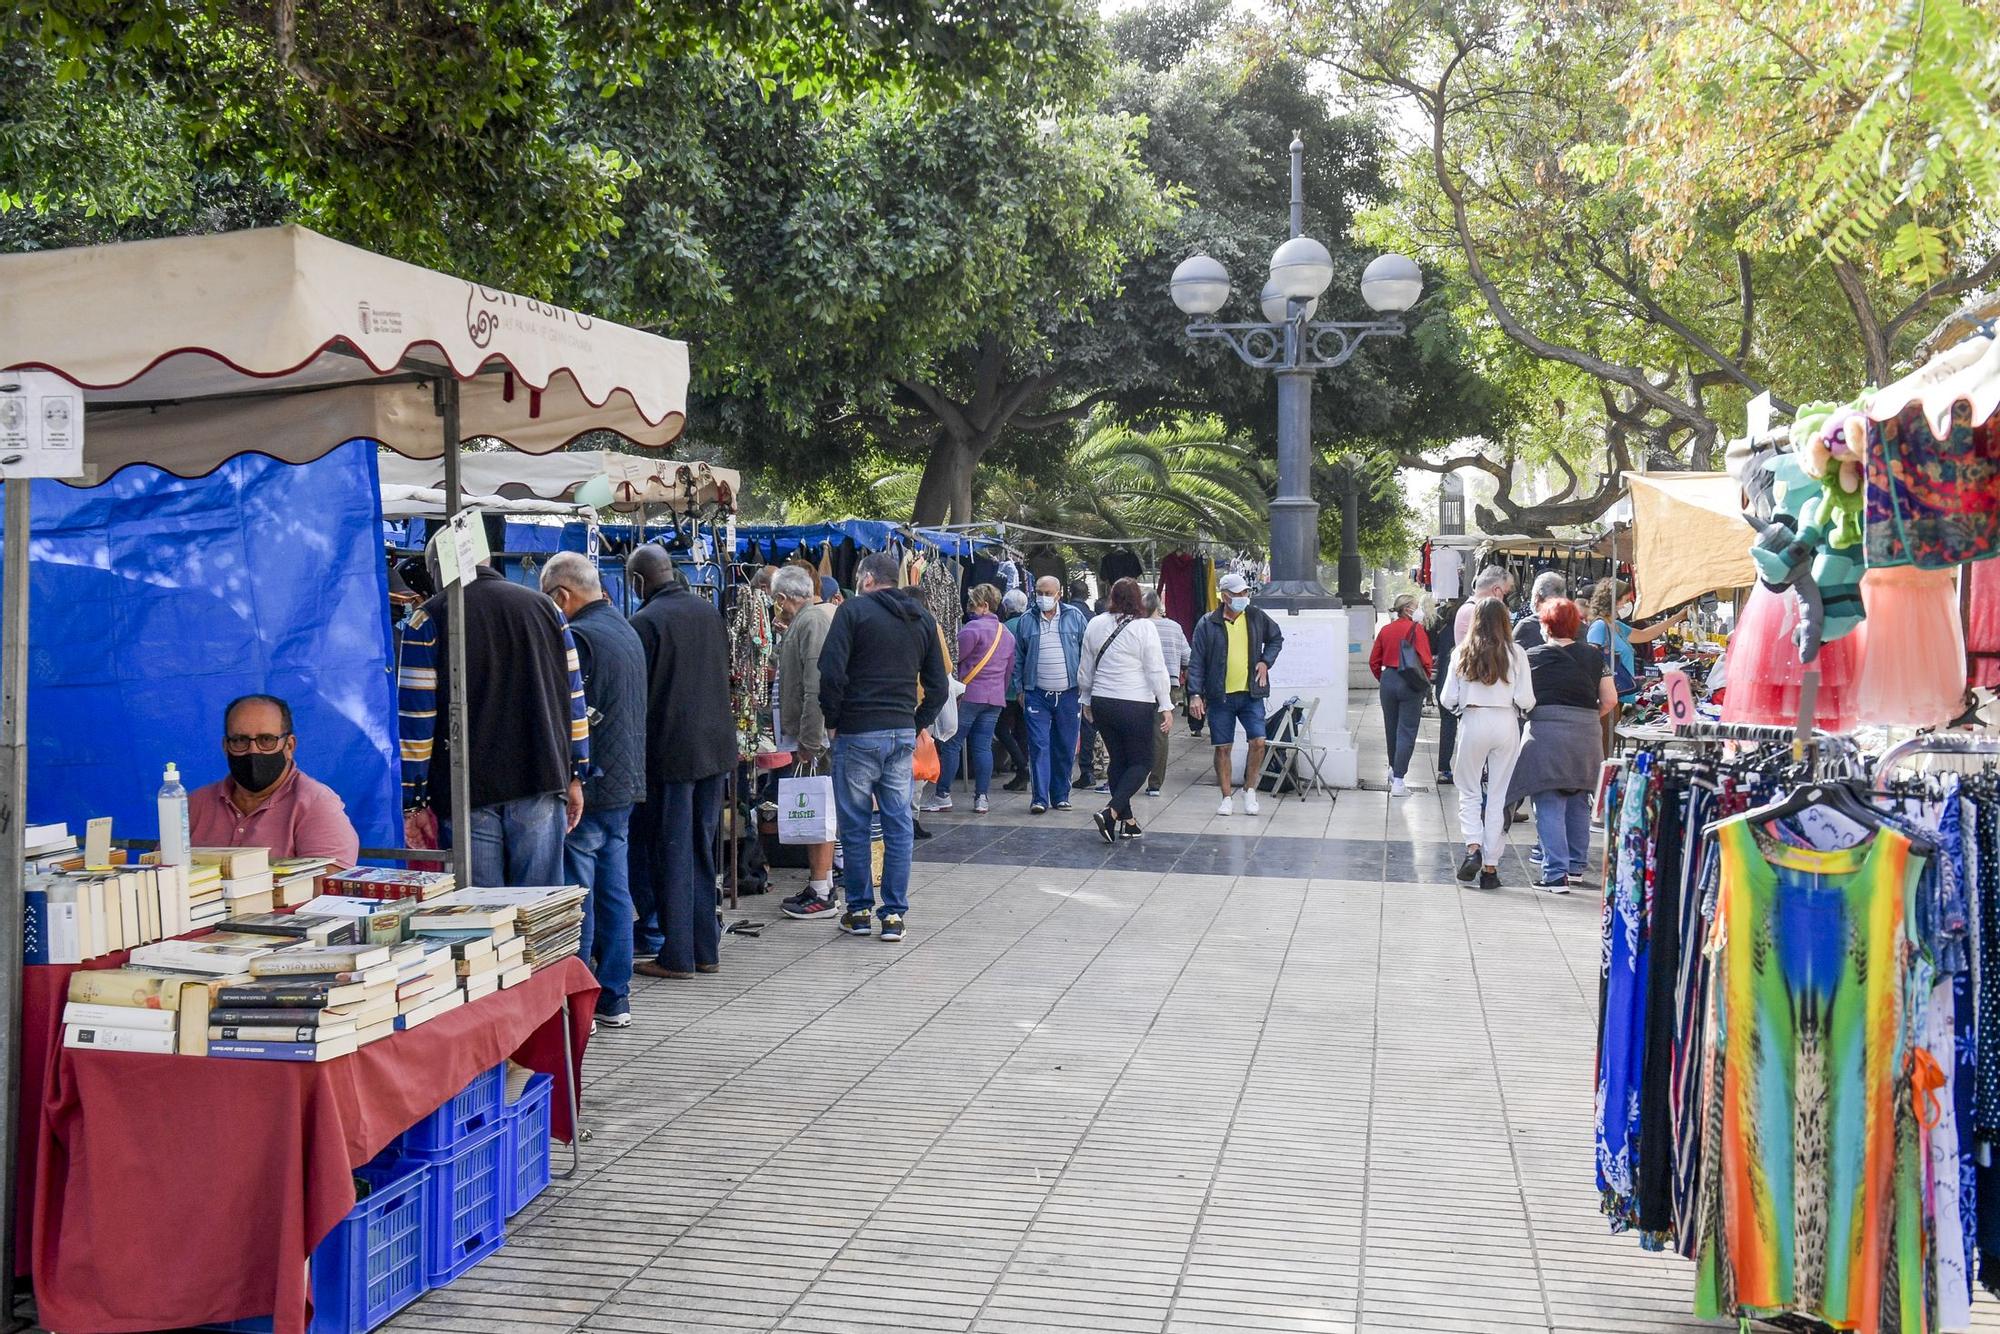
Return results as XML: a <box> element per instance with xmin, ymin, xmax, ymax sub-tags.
<box><xmin>188</xmin><ymin>694</ymin><xmax>360</xmax><ymax>863</ymax></box>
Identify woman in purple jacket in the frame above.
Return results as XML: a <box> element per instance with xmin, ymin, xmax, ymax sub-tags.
<box><xmin>925</xmin><ymin>584</ymin><xmax>1017</xmax><ymax>815</ymax></box>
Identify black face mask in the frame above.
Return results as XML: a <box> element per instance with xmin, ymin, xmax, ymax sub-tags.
<box><xmin>228</xmin><ymin>750</ymin><xmax>290</xmax><ymax>793</ymax></box>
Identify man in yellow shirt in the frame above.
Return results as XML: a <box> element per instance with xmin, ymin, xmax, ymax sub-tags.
<box><xmin>1186</xmin><ymin>573</ymin><xmax>1285</xmax><ymax>816</ymax></box>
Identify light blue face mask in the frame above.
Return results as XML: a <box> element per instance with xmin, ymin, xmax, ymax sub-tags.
<box><xmin>1229</xmin><ymin>596</ymin><xmax>1251</xmax><ymax>613</ymax></box>
<box><xmin>1038</xmin><ymin>594</ymin><xmax>1058</xmax><ymax>611</ymax></box>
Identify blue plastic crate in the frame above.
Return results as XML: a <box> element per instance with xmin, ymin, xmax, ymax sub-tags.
<box><xmin>206</xmin><ymin>1155</ymin><xmax>429</xmax><ymax>1334</ymax></box>
<box><xmin>415</xmin><ymin>1120</ymin><xmax>506</xmax><ymax>1284</ymax></box>
<box><xmin>500</xmin><ymin>1072</ymin><xmax>554</xmax><ymax>1217</ymax></box>
<box><xmin>399</xmin><ymin>1063</ymin><xmax>504</xmax><ymax>1155</ymax></box>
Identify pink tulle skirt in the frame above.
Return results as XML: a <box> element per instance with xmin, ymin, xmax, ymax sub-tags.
<box><xmin>1721</xmin><ymin>582</ymin><xmax>1862</xmax><ymax>730</ymax></box>
<box><xmin>1854</xmin><ymin>565</ymin><xmax>1964</xmax><ymax>727</ymax></box>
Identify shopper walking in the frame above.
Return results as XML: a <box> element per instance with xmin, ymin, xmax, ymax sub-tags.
<box><xmin>1078</xmin><ymin>578</ymin><xmax>1174</xmax><ymax>841</ymax></box>
<box><xmin>1145</xmin><ymin>591</ymin><xmax>1190</xmax><ymax>797</ymax></box>
<box><xmin>1012</xmin><ymin>576</ymin><xmax>1089</xmax><ymax>815</ymax></box>
<box><xmin>1187</xmin><ymin>572</ymin><xmax>1284</xmax><ymax>816</ymax></box>
<box><xmin>1367</xmin><ymin>594</ymin><xmax>1432</xmax><ymax>797</ymax></box>
<box><xmin>398</xmin><ymin>556</ymin><xmax>588</xmax><ymax>886</ymax></box>
<box><xmin>770</xmin><ymin>565</ymin><xmax>840</xmax><ymax>920</ymax></box>
<box><xmin>540</xmin><ymin>553</ymin><xmax>645</xmax><ymax>1026</ymax></box>
<box><xmin>817</xmin><ymin>551</ymin><xmax>949</xmax><ymax>943</ymax></box>
<box><xmin>627</xmin><ymin>546</ymin><xmax>737</xmax><ymax>981</ymax></box>
<box><xmin>995</xmin><ymin>589</ymin><xmax>1032</xmax><ymax>791</ymax></box>
<box><xmin>928</xmin><ymin>584</ymin><xmax>1016</xmax><ymax>815</ymax></box>
<box><xmin>1515</xmin><ymin>571</ymin><xmax>1566</xmax><ymax>649</ymax></box>
<box><xmin>1509</xmin><ymin>598</ymin><xmax>1618</xmax><ymax>894</ymax></box>
<box><xmin>1439</xmin><ymin>597</ymin><xmax>1534</xmax><ymax>890</ymax></box>
<box><xmin>1428</xmin><ymin>598</ymin><xmax>1460</xmax><ymax>786</ymax></box>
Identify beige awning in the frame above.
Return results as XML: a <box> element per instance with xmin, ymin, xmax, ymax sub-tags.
<box><xmin>375</xmin><ymin>450</ymin><xmax>738</xmax><ymax>513</ymax></box>
<box><xmin>0</xmin><ymin>225</ymin><xmax>690</xmax><ymax>478</ymax></box>
<box><xmin>1626</xmin><ymin>471</ymin><xmax>1756</xmax><ymax>617</ymax></box>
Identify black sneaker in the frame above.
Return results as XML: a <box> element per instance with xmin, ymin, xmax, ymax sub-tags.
<box><xmin>879</xmin><ymin>914</ymin><xmax>905</xmax><ymax>943</ymax></box>
<box><xmin>1093</xmin><ymin>809</ymin><xmax>1117</xmax><ymax>844</ymax></box>
<box><xmin>1438</xmin><ymin>771</ymin><xmax>1454</xmax><ymax>787</ymax></box>
<box><xmin>1004</xmin><ymin>774</ymin><xmax>1029</xmax><ymax>792</ymax></box>
<box><xmin>1456</xmin><ymin>847</ymin><xmax>1482</xmax><ymax>884</ymax></box>
<box><xmin>1535</xmin><ymin>876</ymin><xmax>1572</xmax><ymax>895</ymax></box>
<box><xmin>1478</xmin><ymin>869</ymin><xmax>1502</xmax><ymax>891</ymax></box>
<box><xmin>840</xmin><ymin>909</ymin><xmax>873</xmax><ymax>936</ymax></box>
<box><xmin>1030</xmin><ymin>802</ymin><xmax>1048</xmax><ymax>815</ymax></box>
<box><xmin>782</xmin><ymin>892</ymin><xmax>836</xmax><ymax>921</ymax></box>
<box><xmin>598</xmin><ymin>1011</ymin><xmax>632</xmax><ymax>1029</ymax></box>
<box><xmin>1120</xmin><ymin>821</ymin><xmax>1143</xmax><ymax>840</ymax></box>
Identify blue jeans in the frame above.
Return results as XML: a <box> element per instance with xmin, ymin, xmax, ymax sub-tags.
<box><xmin>937</xmin><ymin>701</ymin><xmax>1001</xmax><ymax>797</ymax></box>
<box><xmin>640</xmin><ymin>775</ymin><xmax>724</xmax><ymax>972</ymax></box>
<box><xmin>834</xmin><ymin>729</ymin><xmax>915</xmax><ymax>917</ymax></box>
<box><xmin>1204</xmin><ymin>692</ymin><xmax>1267</xmax><ymax>747</ymax></box>
<box><xmin>564</xmin><ymin>804</ymin><xmax>633</xmax><ymax>1017</ymax></box>
<box><xmin>466</xmin><ymin>792</ymin><xmax>566</xmax><ymax>888</ymax></box>
<box><xmin>1021</xmin><ymin>688</ymin><xmax>1081</xmax><ymax>807</ymax></box>
<box><xmin>1534</xmin><ymin>790</ymin><xmax>1593</xmax><ymax>878</ymax></box>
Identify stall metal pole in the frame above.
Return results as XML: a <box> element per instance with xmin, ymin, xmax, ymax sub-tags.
<box><xmin>0</xmin><ymin>480</ymin><xmax>27</xmax><ymax>1329</ymax></box>
<box><xmin>435</xmin><ymin>381</ymin><xmax>475</xmax><ymax>889</ymax></box>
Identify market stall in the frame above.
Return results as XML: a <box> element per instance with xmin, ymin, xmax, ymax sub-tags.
<box><xmin>0</xmin><ymin>223</ymin><xmax>692</xmax><ymax>1332</ymax></box>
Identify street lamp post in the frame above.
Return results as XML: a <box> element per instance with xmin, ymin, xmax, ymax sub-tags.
<box><xmin>1170</xmin><ymin>134</ymin><xmax>1423</xmax><ymax>612</ymax></box>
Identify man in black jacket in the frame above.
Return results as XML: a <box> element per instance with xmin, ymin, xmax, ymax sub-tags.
<box><xmin>626</xmin><ymin>546</ymin><xmax>738</xmax><ymax>981</ymax></box>
<box><xmin>817</xmin><ymin>551</ymin><xmax>948</xmax><ymax>943</ymax></box>
<box><xmin>1185</xmin><ymin>572</ymin><xmax>1284</xmax><ymax>816</ymax></box>
<box><xmin>541</xmin><ymin>553</ymin><xmax>646</xmax><ymax>1027</ymax></box>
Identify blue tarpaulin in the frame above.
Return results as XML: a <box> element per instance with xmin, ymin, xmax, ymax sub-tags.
<box><xmin>12</xmin><ymin>440</ymin><xmax>400</xmax><ymax>849</ymax></box>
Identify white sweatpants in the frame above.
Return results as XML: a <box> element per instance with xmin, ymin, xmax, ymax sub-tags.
<box><xmin>1453</xmin><ymin>706</ymin><xmax>1522</xmax><ymax>862</ymax></box>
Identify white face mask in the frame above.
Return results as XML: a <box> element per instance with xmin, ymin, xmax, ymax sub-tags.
<box><xmin>1038</xmin><ymin>594</ymin><xmax>1058</xmax><ymax>611</ymax></box>
<box><xmin>1617</xmin><ymin>603</ymin><xmax>1634</xmax><ymax>619</ymax></box>
<box><xmin>1228</xmin><ymin>596</ymin><xmax>1250</xmax><ymax>613</ymax></box>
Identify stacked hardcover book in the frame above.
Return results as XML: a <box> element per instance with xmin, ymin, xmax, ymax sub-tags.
<box><xmin>426</xmin><ymin>888</ymin><xmax>585</xmax><ymax>975</ymax></box>
<box><xmin>62</xmin><ymin>966</ymin><xmax>246</xmax><ymax>1055</ymax></box>
<box><xmin>203</xmin><ymin>943</ymin><xmax>400</xmax><ymax>1061</ymax></box>
<box><xmin>317</xmin><ymin>866</ymin><xmax>456</xmax><ymax>902</ymax></box>
<box><xmin>392</xmin><ymin>936</ymin><xmax>464</xmax><ymax>1030</ymax></box>
<box><xmin>271</xmin><ymin>857</ymin><xmax>337</xmax><ymax>908</ymax></box>
<box><xmin>194</xmin><ymin>847</ymin><xmax>278</xmax><ymax>919</ymax></box>
<box><xmin>411</xmin><ymin>903</ymin><xmax>529</xmax><ymax>1001</ymax></box>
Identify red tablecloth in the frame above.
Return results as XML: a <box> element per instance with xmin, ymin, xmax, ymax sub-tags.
<box><xmin>15</xmin><ymin>953</ymin><xmax>128</xmax><ymax>1278</ymax></box>
<box><xmin>30</xmin><ymin>958</ymin><xmax>596</xmax><ymax>1334</ymax></box>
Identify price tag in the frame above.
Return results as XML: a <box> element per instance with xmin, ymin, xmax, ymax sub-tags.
<box><xmin>1746</xmin><ymin>390</ymin><xmax>1774</xmax><ymax>441</ymax></box>
<box><xmin>0</xmin><ymin>370</ymin><xmax>85</xmax><ymax>479</ymax></box>
<box><xmin>1662</xmin><ymin>669</ymin><xmax>1697</xmax><ymax>730</ymax></box>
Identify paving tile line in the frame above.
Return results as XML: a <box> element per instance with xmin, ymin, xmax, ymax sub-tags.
<box><xmin>1149</xmin><ymin>880</ymin><xmax>1317</xmax><ymax>1333</ymax></box>
<box><xmin>1346</xmin><ymin>867</ymin><xmax>1388</xmax><ymax>1333</ymax></box>
<box><xmin>1446</xmin><ymin>880</ymin><xmax>1558</xmax><ymax>1332</ymax></box>
<box><xmin>539</xmin><ymin>865</ymin><xmax>1032</xmax><ymax>1215</ymax></box>
<box><xmin>565</xmin><ymin>866</ymin><xmax>1174</xmax><ymax>1333</ymax></box>
<box><xmin>773</xmin><ymin>876</ymin><xmax>1240</xmax><ymax>1332</ymax></box>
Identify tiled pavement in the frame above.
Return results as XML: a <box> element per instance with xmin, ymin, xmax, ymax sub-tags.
<box><xmin>382</xmin><ymin>687</ymin><xmax>2000</xmax><ymax>1334</ymax></box>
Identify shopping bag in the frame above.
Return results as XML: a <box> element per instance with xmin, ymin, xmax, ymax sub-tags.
<box><xmin>775</xmin><ymin>774</ymin><xmax>837</xmax><ymax>844</ymax></box>
<box><xmin>913</xmin><ymin>730</ymin><xmax>942</xmax><ymax>783</ymax></box>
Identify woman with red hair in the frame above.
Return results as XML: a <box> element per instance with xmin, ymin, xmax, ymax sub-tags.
<box><xmin>1505</xmin><ymin>598</ymin><xmax>1618</xmax><ymax>892</ymax></box>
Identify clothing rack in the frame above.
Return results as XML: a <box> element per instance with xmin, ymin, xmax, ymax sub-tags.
<box><xmin>1660</xmin><ymin>719</ymin><xmax>1861</xmax><ymax>769</ymax></box>
<box><xmin>1873</xmin><ymin>731</ymin><xmax>2000</xmax><ymax>790</ymax></box>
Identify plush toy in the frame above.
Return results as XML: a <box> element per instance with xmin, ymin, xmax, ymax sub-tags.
<box><xmin>1746</xmin><ymin>451</ymin><xmax>1866</xmax><ymax>660</ymax></box>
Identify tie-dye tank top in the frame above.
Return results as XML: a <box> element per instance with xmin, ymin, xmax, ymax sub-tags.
<box><xmin>1693</xmin><ymin>816</ymin><xmax>1928</xmax><ymax>1334</ymax></box>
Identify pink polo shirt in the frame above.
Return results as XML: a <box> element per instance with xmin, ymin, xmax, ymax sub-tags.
<box><xmin>187</xmin><ymin>767</ymin><xmax>361</xmax><ymax>864</ymax></box>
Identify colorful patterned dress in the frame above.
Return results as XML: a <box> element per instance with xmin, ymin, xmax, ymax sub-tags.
<box><xmin>1694</xmin><ymin>816</ymin><xmax>1930</xmax><ymax>1334</ymax></box>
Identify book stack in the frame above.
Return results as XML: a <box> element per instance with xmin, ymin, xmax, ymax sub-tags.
<box><xmin>205</xmin><ymin>943</ymin><xmax>398</xmax><ymax>1061</ymax></box>
<box><xmin>27</xmin><ymin>823</ymin><xmax>79</xmax><ymax>870</ymax></box>
<box><xmin>187</xmin><ymin>862</ymin><xmax>226</xmax><ymax>928</ymax></box>
<box><xmin>410</xmin><ymin>903</ymin><xmax>525</xmax><ymax>1002</ymax></box>
<box><xmin>271</xmin><ymin>857</ymin><xmax>337</xmax><ymax>908</ymax></box>
<box><xmin>227</xmin><ymin>911</ymin><xmax>361</xmax><ymax>948</ymax></box>
<box><xmin>26</xmin><ymin>864</ymin><xmax>196</xmax><ymax>965</ymax></box>
<box><xmin>194</xmin><ymin>847</ymin><xmax>276</xmax><ymax>919</ymax></box>
<box><xmin>437</xmin><ymin>887</ymin><xmax>586</xmax><ymax>977</ymax></box>
<box><xmin>62</xmin><ymin>966</ymin><xmax>248</xmax><ymax>1055</ymax></box>
<box><xmin>131</xmin><ymin>928</ymin><xmax>293</xmax><ymax>976</ymax></box>
<box><xmin>317</xmin><ymin>866</ymin><xmax>456</xmax><ymax>902</ymax></box>
<box><xmin>297</xmin><ymin>894</ymin><xmax>421</xmax><ymax>946</ymax></box>
<box><xmin>392</xmin><ymin>937</ymin><xmax>464</xmax><ymax>1030</ymax></box>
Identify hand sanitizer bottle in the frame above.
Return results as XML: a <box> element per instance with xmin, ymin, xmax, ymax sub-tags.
<box><xmin>158</xmin><ymin>762</ymin><xmax>191</xmax><ymax>869</ymax></box>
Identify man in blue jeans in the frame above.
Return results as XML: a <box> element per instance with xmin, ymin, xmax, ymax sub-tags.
<box><xmin>817</xmin><ymin>552</ymin><xmax>949</xmax><ymax>943</ymax></box>
<box><xmin>542</xmin><ymin>553</ymin><xmax>647</xmax><ymax>1028</ymax></box>
<box><xmin>1011</xmin><ymin>575</ymin><xmax>1089</xmax><ymax>815</ymax></box>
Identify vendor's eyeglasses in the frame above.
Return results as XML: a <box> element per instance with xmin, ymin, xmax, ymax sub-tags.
<box><xmin>223</xmin><ymin>732</ymin><xmax>291</xmax><ymax>754</ymax></box>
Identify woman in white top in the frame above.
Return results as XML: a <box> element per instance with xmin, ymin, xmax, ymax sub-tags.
<box><xmin>1439</xmin><ymin>595</ymin><xmax>1536</xmax><ymax>888</ymax></box>
<box><xmin>1078</xmin><ymin>577</ymin><xmax>1174</xmax><ymax>842</ymax></box>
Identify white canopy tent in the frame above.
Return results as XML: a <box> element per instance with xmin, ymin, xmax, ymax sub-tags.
<box><xmin>377</xmin><ymin>484</ymin><xmax>595</xmax><ymax>523</ymax></box>
<box><xmin>0</xmin><ymin>226</ymin><xmax>691</xmax><ymax>1285</ymax></box>
<box><xmin>376</xmin><ymin>449</ymin><xmax>739</xmax><ymax>513</ymax></box>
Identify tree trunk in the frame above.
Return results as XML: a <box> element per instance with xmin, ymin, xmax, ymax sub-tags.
<box><xmin>912</xmin><ymin>434</ymin><xmax>977</xmax><ymax>527</ymax></box>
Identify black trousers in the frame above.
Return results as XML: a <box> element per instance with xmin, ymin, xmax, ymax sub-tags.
<box><xmin>1092</xmin><ymin>697</ymin><xmax>1158</xmax><ymax>821</ymax></box>
<box><xmin>994</xmin><ymin>699</ymin><xmax>1030</xmax><ymax>773</ymax></box>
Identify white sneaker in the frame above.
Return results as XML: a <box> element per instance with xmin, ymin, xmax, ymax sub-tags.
<box><xmin>1389</xmin><ymin>776</ymin><xmax>1408</xmax><ymax>797</ymax></box>
<box><xmin>1242</xmin><ymin>790</ymin><xmax>1261</xmax><ymax>815</ymax></box>
<box><xmin>1217</xmin><ymin>795</ymin><xmax>1236</xmax><ymax>816</ymax></box>
<box><xmin>920</xmin><ymin>796</ymin><xmax>953</xmax><ymax>813</ymax></box>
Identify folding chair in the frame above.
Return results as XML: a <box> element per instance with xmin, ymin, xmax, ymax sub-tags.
<box><xmin>1258</xmin><ymin>696</ymin><xmax>1332</xmax><ymax>801</ymax></box>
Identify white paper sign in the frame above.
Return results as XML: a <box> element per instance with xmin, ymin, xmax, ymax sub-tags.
<box><xmin>0</xmin><ymin>371</ymin><xmax>85</xmax><ymax>479</ymax></box>
<box><xmin>1267</xmin><ymin>619</ymin><xmax>1344</xmax><ymax>690</ymax></box>
<box><xmin>1745</xmin><ymin>390</ymin><xmax>1774</xmax><ymax>441</ymax></box>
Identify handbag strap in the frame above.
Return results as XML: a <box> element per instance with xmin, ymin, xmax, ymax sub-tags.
<box><xmin>1093</xmin><ymin>616</ymin><xmax>1134</xmax><ymax>670</ymax></box>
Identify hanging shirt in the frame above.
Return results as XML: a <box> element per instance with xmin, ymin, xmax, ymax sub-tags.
<box><xmin>1431</xmin><ymin>546</ymin><xmax>1464</xmax><ymax>600</ymax></box>
<box><xmin>1224</xmin><ymin>614</ymin><xmax>1250</xmax><ymax>694</ymax></box>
